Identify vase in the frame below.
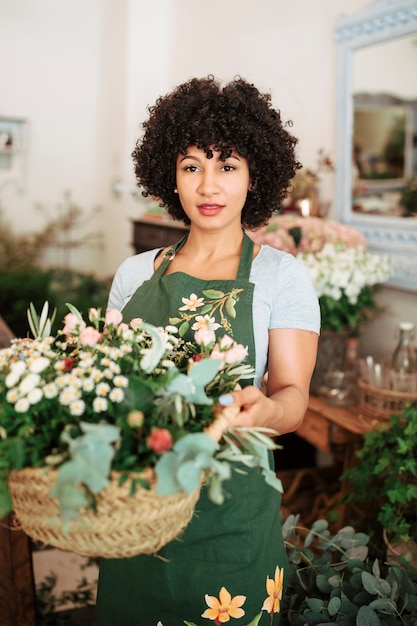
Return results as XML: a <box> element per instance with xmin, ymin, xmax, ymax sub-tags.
<box><xmin>310</xmin><ymin>329</ymin><xmax>349</xmax><ymax>396</ymax></box>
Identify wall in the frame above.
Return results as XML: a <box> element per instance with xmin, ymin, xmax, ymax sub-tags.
<box><xmin>0</xmin><ymin>0</ymin><xmax>415</xmax><ymax>359</ymax></box>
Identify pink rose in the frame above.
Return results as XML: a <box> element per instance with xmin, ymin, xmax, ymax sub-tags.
<box><xmin>147</xmin><ymin>428</ymin><xmax>173</xmax><ymax>453</ymax></box>
<box><xmin>88</xmin><ymin>308</ymin><xmax>100</xmax><ymax>323</ymax></box>
<box><xmin>223</xmin><ymin>344</ymin><xmax>248</xmax><ymax>364</ymax></box>
<box><xmin>218</xmin><ymin>335</ymin><xmax>234</xmax><ymax>349</ymax></box>
<box><xmin>194</xmin><ymin>328</ymin><xmax>216</xmax><ymax>347</ymax></box>
<box><xmin>79</xmin><ymin>326</ymin><xmax>102</xmax><ymax>346</ymax></box>
<box><xmin>130</xmin><ymin>317</ymin><xmax>144</xmax><ymax>330</ymax></box>
<box><xmin>105</xmin><ymin>310</ymin><xmax>123</xmax><ymax>327</ymax></box>
<box><xmin>62</xmin><ymin>313</ymin><xmax>86</xmax><ymax>336</ymax></box>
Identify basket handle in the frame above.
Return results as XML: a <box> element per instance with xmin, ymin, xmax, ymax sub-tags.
<box><xmin>204</xmin><ymin>405</ymin><xmax>240</xmax><ymax>442</ymax></box>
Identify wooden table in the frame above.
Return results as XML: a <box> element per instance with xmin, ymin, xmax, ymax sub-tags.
<box><xmin>281</xmin><ymin>395</ymin><xmax>383</xmax><ymax>527</ymax></box>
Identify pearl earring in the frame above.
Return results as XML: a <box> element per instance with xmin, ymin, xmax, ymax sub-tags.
<box><xmin>174</xmin><ymin>188</ymin><xmax>178</xmax><ymax>194</ymax></box>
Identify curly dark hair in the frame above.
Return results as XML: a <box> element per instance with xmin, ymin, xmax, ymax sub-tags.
<box><xmin>132</xmin><ymin>75</ymin><xmax>301</xmax><ymax>229</ymax></box>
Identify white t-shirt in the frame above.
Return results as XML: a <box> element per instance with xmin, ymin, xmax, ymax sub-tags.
<box><xmin>108</xmin><ymin>244</ymin><xmax>321</xmax><ymax>388</ymax></box>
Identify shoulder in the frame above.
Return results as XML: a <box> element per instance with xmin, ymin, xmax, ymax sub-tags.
<box><xmin>252</xmin><ymin>244</ymin><xmax>310</xmax><ymax>279</ymax></box>
<box><xmin>251</xmin><ymin>244</ymin><xmax>320</xmax><ymax>333</ymax></box>
<box><xmin>107</xmin><ymin>248</ymin><xmax>158</xmax><ymax>311</ymax></box>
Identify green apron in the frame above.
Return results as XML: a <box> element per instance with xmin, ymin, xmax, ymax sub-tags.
<box><xmin>95</xmin><ymin>233</ymin><xmax>287</xmax><ymax>625</ymax></box>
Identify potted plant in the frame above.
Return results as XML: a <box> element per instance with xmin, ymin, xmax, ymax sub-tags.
<box><xmin>281</xmin><ymin>514</ymin><xmax>417</xmax><ymax>624</ymax></box>
<box><xmin>342</xmin><ymin>405</ymin><xmax>417</xmax><ymax>564</ymax></box>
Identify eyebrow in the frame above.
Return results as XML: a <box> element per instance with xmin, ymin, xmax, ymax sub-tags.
<box><xmin>178</xmin><ymin>153</ymin><xmax>241</xmax><ymax>163</ymax></box>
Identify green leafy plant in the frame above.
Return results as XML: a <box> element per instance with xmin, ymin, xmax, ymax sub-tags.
<box><xmin>0</xmin><ymin>304</ymin><xmax>281</xmax><ymax>524</ymax></box>
<box><xmin>281</xmin><ymin>514</ymin><xmax>417</xmax><ymax>625</ymax></box>
<box><xmin>342</xmin><ymin>406</ymin><xmax>417</xmax><ymax>545</ymax></box>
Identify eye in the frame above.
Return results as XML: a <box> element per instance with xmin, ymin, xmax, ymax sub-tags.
<box><xmin>221</xmin><ymin>164</ymin><xmax>235</xmax><ymax>172</ymax></box>
<box><xmin>183</xmin><ymin>164</ymin><xmax>200</xmax><ymax>173</ymax></box>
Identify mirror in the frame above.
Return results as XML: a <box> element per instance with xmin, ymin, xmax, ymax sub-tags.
<box><xmin>335</xmin><ymin>0</ymin><xmax>417</xmax><ymax>291</ymax></box>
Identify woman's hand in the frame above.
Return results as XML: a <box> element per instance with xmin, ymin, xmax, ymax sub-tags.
<box><xmin>218</xmin><ymin>386</ymin><xmax>283</xmax><ymax>433</ymax></box>
<box><xmin>218</xmin><ymin>328</ymin><xmax>318</xmax><ymax>435</ymax></box>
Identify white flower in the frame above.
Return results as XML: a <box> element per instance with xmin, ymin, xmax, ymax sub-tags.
<box><xmin>109</xmin><ymin>388</ymin><xmax>124</xmax><ymax>403</ymax></box>
<box><xmin>82</xmin><ymin>378</ymin><xmax>95</xmax><ymax>392</ymax></box>
<box><xmin>28</xmin><ymin>388</ymin><xmax>43</xmax><ymax>405</ymax></box>
<box><xmin>44</xmin><ymin>383</ymin><xmax>58</xmax><ymax>399</ymax></box>
<box><xmin>10</xmin><ymin>360</ymin><xmax>26</xmax><ymax>377</ymax></box>
<box><xmin>19</xmin><ymin>373</ymin><xmax>41</xmax><ymax>395</ymax></box>
<box><xmin>93</xmin><ymin>396</ymin><xmax>108</xmax><ymax>413</ymax></box>
<box><xmin>70</xmin><ymin>399</ymin><xmax>86</xmax><ymax>416</ymax></box>
<box><xmin>113</xmin><ymin>375</ymin><xmax>128</xmax><ymax>388</ymax></box>
<box><xmin>29</xmin><ymin>356</ymin><xmax>50</xmax><ymax>374</ymax></box>
<box><xmin>96</xmin><ymin>382</ymin><xmax>111</xmax><ymax>396</ymax></box>
<box><xmin>15</xmin><ymin>397</ymin><xmax>30</xmax><ymax>413</ymax></box>
<box><xmin>6</xmin><ymin>388</ymin><xmax>19</xmax><ymax>403</ymax></box>
<box><xmin>5</xmin><ymin>372</ymin><xmax>20</xmax><ymax>388</ymax></box>
<box><xmin>59</xmin><ymin>386</ymin><xmax>81</xmax><ymax>406</ymax></box>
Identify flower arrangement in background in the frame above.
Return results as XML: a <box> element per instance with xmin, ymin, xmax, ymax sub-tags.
<box><xmin>298</xmin><ymin>242</ymin><xmax>392</xmax><ymax>334</ymax></box>
<box><xmin>249</xmin><ymin>215</ymin><xmax>366</xmax><ymax>256</ymax></box>
<box><xmin>0</xmin><ymin>304</ymin><xmax>281</xmax><ymax>524</ymax></box>
<box><xmin>248</xmin><ymin>215</ymin><xmax>392</xmax><ymax>334</ymax></box>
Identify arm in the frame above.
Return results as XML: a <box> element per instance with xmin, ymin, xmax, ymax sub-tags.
<box><xmin>221</xmin><ymin>327</ymin><xmax>318</xmax><ymax>435</ymax></box>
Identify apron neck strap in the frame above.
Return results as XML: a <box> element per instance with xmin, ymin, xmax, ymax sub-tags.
<box><xmin>155</xmin><ymin>231</ymin><xmax>254</xmax><ymax>280</ymax></box>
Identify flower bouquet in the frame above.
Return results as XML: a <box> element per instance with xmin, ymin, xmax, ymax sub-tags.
<box><xmin>0</xmin><ymin>303</ymin><xmax>281</xmax><ymax>558</ymax></box>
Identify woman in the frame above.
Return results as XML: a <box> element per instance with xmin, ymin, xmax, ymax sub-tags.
<box><xmin>96</xmin><ymin>76</ymin><xmax>320</xmax><ymax>625</ymax></box>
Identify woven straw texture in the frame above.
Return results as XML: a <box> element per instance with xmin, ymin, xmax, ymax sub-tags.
<box><xmin>358</xmin><ymin>379</ymin><xmax>417</xmax><ymax>420</ymax></box>
<box><xmin>8</xmin><ymin>407</ymin><xmax>239</xmax><ymax>558</ymax></box>
<box><xmin>9</xmin><ymin>467</ymin><xmax>200</xmax><ymax>558</ymax></box>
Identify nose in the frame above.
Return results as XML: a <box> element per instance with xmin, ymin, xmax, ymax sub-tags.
<box><xmin>197</xmin><ymin>169</ymin><xmax>219</xmax><ymax>197</ymax></box>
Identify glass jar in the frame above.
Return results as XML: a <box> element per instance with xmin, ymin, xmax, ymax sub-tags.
<box><xmin>390</xmin><ymin>322</ymin><xmax>417</xmax><ymax>393</ymax></box>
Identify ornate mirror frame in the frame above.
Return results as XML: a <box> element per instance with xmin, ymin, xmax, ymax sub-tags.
<box><xmin>335</xmin><ymin>0</ymin><xmax>417</xmax><ymax>292</ymax></box>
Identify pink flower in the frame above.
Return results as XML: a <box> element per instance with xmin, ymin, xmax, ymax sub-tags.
<box><xmin>130</xmin><ymin>317</ymin><xmax>144</xmax><ymax>330</ymax></box>
<box><xmin>147</xmin><ymin>428</ymin><xmax>173</xmax><ymax>453</ymax></box>
<box><xmin>179</xmin><ymin>293</ymin><xmax>205</xmax><ymax>311</ymax></box>
<box><xmin>79</xmin><ymin>327</ymin><xmax>102</xmax><ymax>346</ymax></box>
<box><xmin>223</xmin><ymin>344</ymin><xmax>248</xmax><ymax>365</ymax></box>
<box><xmin>88</xmin><ymin>308</ymin><xmax>100</xmax><ymax>323</ymax></box>
<box><xmin>194</xmin><ymin>329</ymin><xmax>216</xmax><ymax>347</ymax></box>
<box><xmin>62</xmin><ymin>313</ymin><xmax>86</xmax><ymax>336</ymax></box>
<box><xmin>105</xmin><ymin>310</ymin><xmax>123</xmax><ymax>327</ymax></box>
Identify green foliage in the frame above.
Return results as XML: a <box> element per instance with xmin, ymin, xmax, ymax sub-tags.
<box><xmin>36</xmin><ymin>570</ymin><xmax>96</xmax><ymax>625</ymax></box>
<box><xmin>342</xmin><ymin>406</ymin><xmax>417</xmax><ymax>543</ymax></box>
<box><xmin>0</xmin><ymin>267</ymin><xmax>111</xmax><ymax>338</ymax></box>
<box><xmin>319</xmin><ymin>285</ymin><xmax>379</xmax><ymax>334</ymax></box>
<box><xmin>281</xmin><ymin>515</ymin><xmax>417</xmax><ymax>625</ymax></box>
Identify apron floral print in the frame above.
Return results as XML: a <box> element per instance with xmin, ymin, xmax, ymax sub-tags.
<box><xmin>170</xmin><ymin>287</ymin><xmax>245</xmax><ymax>337</ymax></box>
<box><xmin>156</xmin><ymin>565</ymin><xmax>284</xmax><ymax>625</ymax></box>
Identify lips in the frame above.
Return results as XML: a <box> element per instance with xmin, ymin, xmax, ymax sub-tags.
<box><xmin>197</xmin><ymin>203</ymin><xmax>224</xmax><ymax>216</ymax></box>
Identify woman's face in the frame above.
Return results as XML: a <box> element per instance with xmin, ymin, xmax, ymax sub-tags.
<box><xmin>175</xmin><ymin>146</ymin><xmax>251</xmax><ymax>230</ymax></box>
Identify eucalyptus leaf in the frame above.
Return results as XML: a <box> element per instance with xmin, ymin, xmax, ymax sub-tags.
<box><xmin>328</xmin><ymin>595</ymin><xmax>341</xmax><ymax>616</ymax></box>
<box><xmin>188</xmin><ymin>358</ymin><xmax>221</xmax><ymax>387</ymax></box>
<box><xmin>356</xmin><ymin>605</ymin><xmax>380</xmax><ymax>625</ymax></box>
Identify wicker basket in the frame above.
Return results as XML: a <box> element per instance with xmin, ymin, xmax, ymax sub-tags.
<box><xmin>9</xmin><ymin>467</ymin><xmax>200</xmax><ymax>558</ymax></box>
<box><xmin>8</xmin><ymin>407</ymin><xmax>238</xmax><ymax>558</ymax></box>
<box><xmin>358</xmin><ymin>378</ymin><xmax>417</xmax><ymax>420</ymax></box>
